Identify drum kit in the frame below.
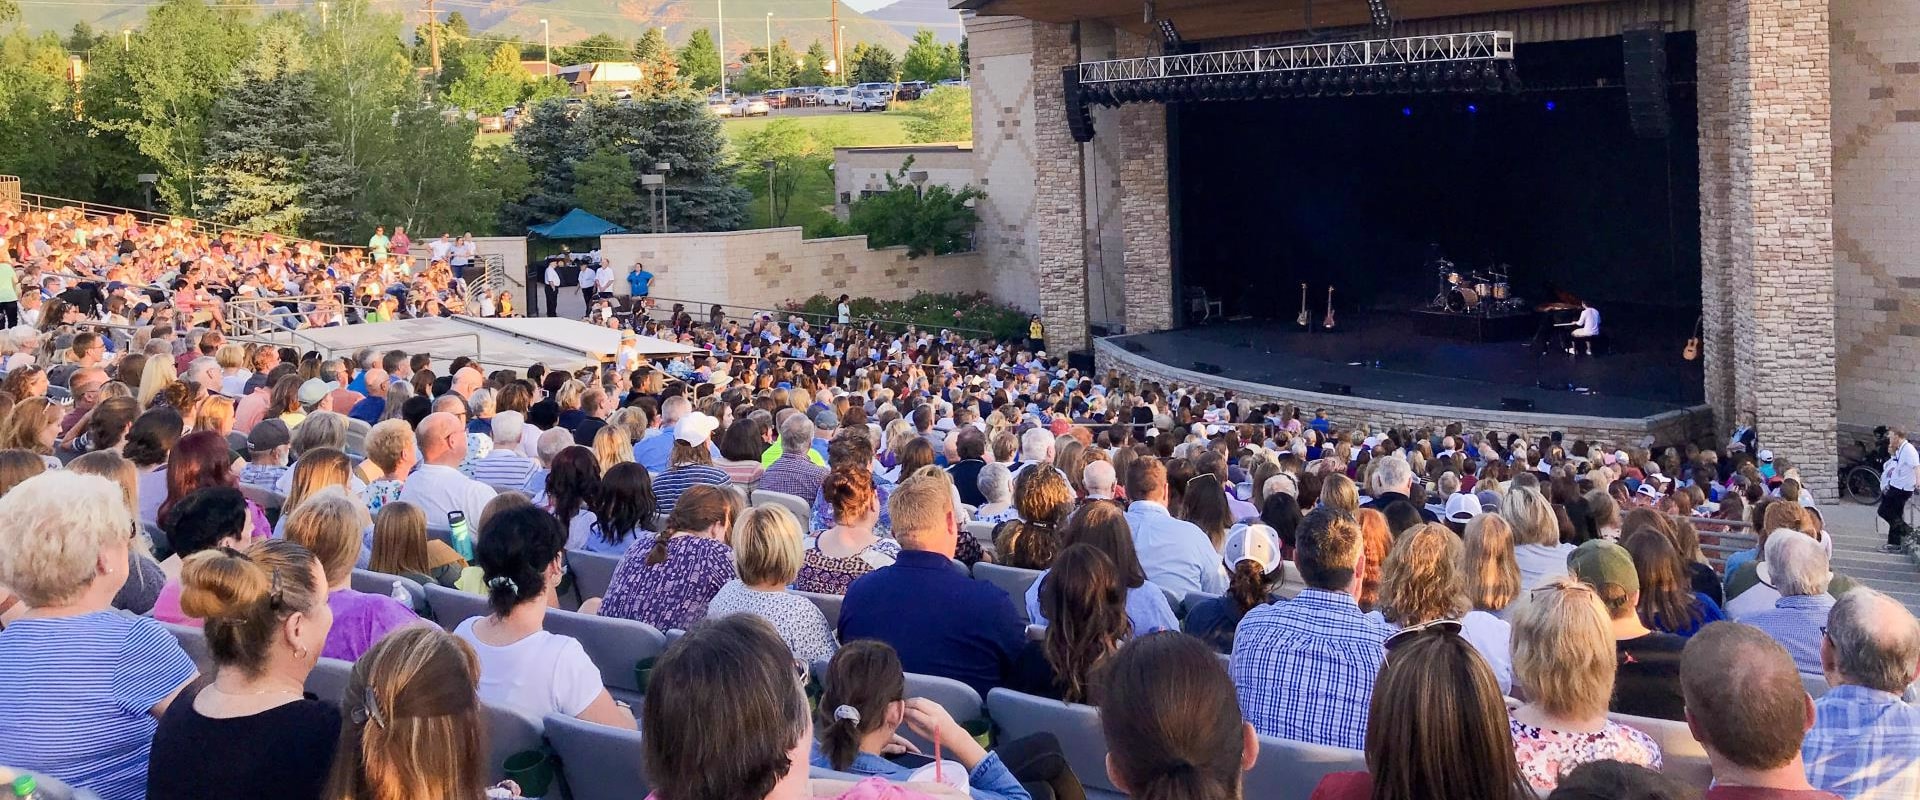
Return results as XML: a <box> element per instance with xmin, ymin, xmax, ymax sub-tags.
<box><xmin>1430</xmin><ymin>259</ymin><xmax>1526</xmax><ymax>315</ymax></box>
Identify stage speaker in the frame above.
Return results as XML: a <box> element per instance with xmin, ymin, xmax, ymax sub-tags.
<box><xmin>1120</xmin><ymin>340</ymin><xmax>1148</xmax><ymax>354</ymax></box>
<box><xmin>1621</xmin><ymin>25</ymin><xmax>1669</xmax><ymax>139</ymax></box>
<box><xmin>1062</xmin><ymin>67</ymin><xmax>1096</xmax><ymax>143</ymax></box>
<box><xmin>1500</xmin><ymin>397</ymin><xmax>1536</xmax><ymax>412</ymax></box>
<box><xmin>1319</xmin><ymin>381</ymin><xmax>1353</xmax><ymax>396</ymax></box>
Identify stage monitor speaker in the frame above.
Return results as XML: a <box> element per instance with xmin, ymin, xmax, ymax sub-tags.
<box><xmin>1068</xmin><ymin>350</ymin><xmax>1095</xmax><ymax>372</ymax></box>
<box><xmin>1062</xmin><ymin>67</ymin><xmax>1096</xmax><ymax>143</ymax></box>
<box><xmin>1120</xmin><ymin>340</ymin><xmax>1148</xmax><ymax>354</ymax></box>
<box><xmin>1621</xmin><ymin>26</ymin><xmax>1669</xmax><ymax>139</ymax></box>
<box><xmin>1193</xmin><ymin>362</ymin><xmax>1223</xmax><ymax>375</ymax></box>
<box><xmin>1500</xmin><ymin>397</ymin><xmax>1536</xmax><ymax>412</ymax></box>
<box><xmin>1319</xmin><ymin>381</ymin><xmax>1353</xmax><ymax>396</ymax></box>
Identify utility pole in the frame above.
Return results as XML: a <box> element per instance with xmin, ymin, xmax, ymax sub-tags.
<box><xmin>765</xmin><ymin>12</ymin><xmax>773</xmax><ymax>83</ymax></box>
<box><xmin>540</xmin><ymin>18</ymin><xmax>551</xmax><ymax>77</ymax></box>
<box><xmin>830</xmin><ymin>0</ymin><xmax>841</xmax><ymax>85</ymax></box>
<box><xmin>716</xmin><ymin>0</ymin><xmax>727</xmax><ymax>98</ymax></box>
<box><xmin>425</xmin><ymin>0</ymin><xmax>442</xmax><ymax>76</ymax></box>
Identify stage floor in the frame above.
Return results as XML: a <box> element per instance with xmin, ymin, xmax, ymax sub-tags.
<box><xmin>1111</xmin><ymin>311</ymin><xmax>1705</xmax><ymax>419</ymax></box>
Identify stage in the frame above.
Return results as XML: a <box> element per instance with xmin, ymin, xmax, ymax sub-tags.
<box><xmin>1096</xmin><ymin>311</ymin><xmax>1711</xmax><ymax>445</ymax></box>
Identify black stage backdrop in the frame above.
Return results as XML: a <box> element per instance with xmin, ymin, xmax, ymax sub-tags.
<box><xmin>1173</xmin><ymin>34</ymin><xmax>1700</xmax><ymax>322</ymax></box>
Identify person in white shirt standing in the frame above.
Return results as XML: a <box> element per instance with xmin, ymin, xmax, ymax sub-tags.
<box><xmin>576</xmin><ymin>262</ymin><xmax>597</xmax><ymax>318</ymax></box>
<box><xmin>543</xmin><ymin>258</ymin><xmax>562</xmax><ymax>318</ymax></box>
<box><xmin>399</xmin><ymin>411</ymin><xmax>498</xmax><ymax>531</ymax></box>
<box><xmin>1879</xmin><ymin>427</ymin><xmax>1917</xmax><ymax>553</ymax></box>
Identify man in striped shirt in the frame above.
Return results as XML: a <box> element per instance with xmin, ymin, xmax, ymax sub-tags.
<box><xmin>759</xmin><ymin>414</ymin><xmax>828</xmax><ymax>501</ymax></box>
<box><xmin>465</xmin><ymin>410</ymin><xmax>538</xmax><ymax>491</ymax></box>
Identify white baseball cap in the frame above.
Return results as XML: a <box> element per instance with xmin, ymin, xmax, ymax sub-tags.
<box><xmin>1444</xmin><ymin>492</ymin><xmax>1483</xmax><ymax>523</ymax></box>
<box><xmin>1758</xmin><ymin>449</ymin><xmax>1774</xmax><ymax>463</ymax></box>
<box><xmin>1224</xmin><ymin>524</ymin><xmax>1283</xmax><ymax>575</ymax></box>
<box><xmin>673</xmin><ymin>411</ymin><xmax>720</xmax><ymax>446</ymax></box>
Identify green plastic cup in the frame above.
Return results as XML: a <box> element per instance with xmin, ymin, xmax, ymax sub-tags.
<box><xmin>503</xmin><ymin>749</ymin><xmax>555</xmax><ymax>798</ymax></box>
<box><xmin>961</xmin><ymin>718</ymin><xmax>991</xmax><ymax>749</ymax></box>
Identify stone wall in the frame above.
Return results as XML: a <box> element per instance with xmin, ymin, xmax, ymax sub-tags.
<box><xmin>1113</xmin><ymin>28</ymin><xmax>1175</xmax><ymax>334</ymax></box>
<box><xmin>1096</xmin><ymin>339</ymin><xmax>1714</xmax><ymax>448</ymax></box>
<box><xmin>966</xmin><ymin>16</ymin><xmax>1044</xmax><ymax>309</ymax></box>
<box><xmin>1832</xmin><ymin>0</ymin><xmax>1920</xmax><ymax>434</ymax></box>
<box><xmin>831</xmin><ymin>145</ymin><xmax>975</xmax><ymax>219</ymax></box>
<box><xmin>595</xmin><ymin>227</ymin><xmax>987</xmax><ymax>309</ymax></box>
<box><xmin>1030</xmin><ymin>21</ymin><xmax>1090</xmax><ymax>352</ymax></box>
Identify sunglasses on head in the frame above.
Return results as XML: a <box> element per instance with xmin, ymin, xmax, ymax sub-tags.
<box><xmin>1383</xmin><ymin>618</ymin><xmax>1463</xmax><ymax>653</ymax></box>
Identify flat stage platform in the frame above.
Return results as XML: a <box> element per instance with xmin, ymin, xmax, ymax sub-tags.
<box><xmin>1105</xmin><ymin>311</ymin><xmax>1704</xmax><ymax>421</ymax></box>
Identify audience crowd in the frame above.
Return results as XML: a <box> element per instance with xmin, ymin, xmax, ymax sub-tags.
<box><xmin>0</xmin><ymin>202</ymin><xmax>1916</xmax><ymax>800</ymax></box>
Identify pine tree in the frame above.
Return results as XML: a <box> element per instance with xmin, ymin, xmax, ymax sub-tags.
<box><xmin>852</xmin><ymin>43</ymin><xmax>898</xmax><ymax>84</ymax></box>
<box><xmin>797</xmin><ymin>40</ymin><xmax>830</xmax><ymax>86</ymax></box>
<box><xmin>900</xmin><ymin>29</ymin><xmax>949</xmax><ymax>83</ymax></box>
<box><xmin>507</xmin><ymin>95</ymin><xmax>745</xmax><ymax>233</ymax></box>
<box><xmin>199</xmin><ymin>27</ymin><xmax>358</xmax><ymax>239</ymax></box>
<box><xmin>678</xmin><ymin>28</ymin><xmax>721</xmax><ymax>90</ymax></box>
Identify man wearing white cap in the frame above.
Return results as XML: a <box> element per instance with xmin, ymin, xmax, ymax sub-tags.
<box><xmin>1444</xmin><ymin>492</ymin><xmax>1482</xmax><ymax>534</ymax></box>
<box><xmin>651</xmin><ymin>412</ymin><xmax>729</xmax><ymax>518</ymax></box>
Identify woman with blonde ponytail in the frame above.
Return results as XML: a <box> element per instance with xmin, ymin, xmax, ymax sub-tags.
<box><xmin>324</xmin><ymin>626</ymin><xmax>505</xmax><ymax>800</ymax></box>
<box><xmin>147</xmin><ymin>539</ymin><xmax>340</xmax><ymax>800</ymax></box>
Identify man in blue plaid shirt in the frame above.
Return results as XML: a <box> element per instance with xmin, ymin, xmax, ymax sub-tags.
<box><xmin>1802</xmin><ymin>589</ymin><xmax>1920</xmax><ymax>799</ymax></box>
<box><xmin>1228</xmin><ymin>507</ymin><xmax>1392</xmax><ymax>750</ymax></box>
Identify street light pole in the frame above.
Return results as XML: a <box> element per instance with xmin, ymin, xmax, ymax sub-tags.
<box><xmin>716</xmin><ymin>0</ymin><xmax>726</xmax><ymax>99</ymax></box>
<box><xmin>762</xmin><ymin>160</ymin><xmax>776</xmax><ymax>223</ymax></box>
<box><xmin>540</xmin><ymin>18</ymin><xmax>551</xmax><ymax>77</ymax></box>
<box><xmin>765</xmin><ymin>13</ymin><xmax>773</xmax><ymax>83</ymax></box>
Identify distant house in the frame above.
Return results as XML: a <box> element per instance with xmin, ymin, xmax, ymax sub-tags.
<box><xmin>520</xmin><ymin>60</ymin><xmax>556</xmax><ymax>80</ymax></box>
<box><xmin>556</xmin><ymin>62</ymin><xmax>646</xmax><ymax>95</ymax></box>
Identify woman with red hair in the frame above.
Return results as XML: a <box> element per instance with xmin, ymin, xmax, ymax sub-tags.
<box><xmin>161</xmin><ymin>430</ymin><xmax>269</xmax><ymax>539</ymax></box>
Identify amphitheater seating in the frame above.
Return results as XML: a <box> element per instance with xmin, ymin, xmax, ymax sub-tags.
<box><xmin>1609</xmin><ymin>711</ymin><xmax>1713</xmax><ymax>789</ymax></box>
<box><xmin>566</xmin><ymin>548</ymin><xmax>622</xmax><ymax>606</ymax></box>
<box><xmin>973</xmin><ymin>562</ymin><xmax>1044</xmax><ymax>623</ymax></box>
<box><xmin>986</xmin><ymin>688</ymin><xmax>1116</xmax><ymax>795</ymax></box>
<box><xmin>544</xmin><ymin>713</ymin><xmax>649</xmax><ymax>800</ymax></box>
<box><xmin>304</xmin><ymin>657</ymin><xmax>355</xmax><ymax>706</ymax></box>
<box><xmin>750</xmin><ymin>489</ymin><xmax>812</xmax><ymax>522</ymax></box>
<box><xmin>1243</xmin><ymin>735</ymin><xmax>1368</xmax><ymax>800</ymax></box>
<box><xmin>792</xmin><ymin>589</ymin><xmax>844</xmax><ymax>630</ymax></box>
<box><xmin>351</xmin><ymin>568</ymin><xmax>429</xmax><ymax>616</ymax></box>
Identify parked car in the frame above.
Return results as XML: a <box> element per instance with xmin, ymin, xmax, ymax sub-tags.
<box><xmin>708</xmin><ymin>99</ymin><xmax>735</xmax><ymax>116</ymax></box>
<box><xmin>822</xmin><ymin>87</ymin><xmax>853</xmax><ymax>106</ymax></box>
<box><xmin>850</xmin><ymin>88</ymin><xmax>891</xmax><ymax>112</ymax></box>
<box><xmin>937</xmin><ymin>79</ymin><xmax>969</xmax><ymax>88</ymax></box>
<box><xmin>732</xmin><ymin>96</ymin><xmax>772</xmax><ymax>116</ymax></box>
<box><xmin>895</xmin><ymin>80</ymin><xmax>929</xmax><ymax>101</ymax></box>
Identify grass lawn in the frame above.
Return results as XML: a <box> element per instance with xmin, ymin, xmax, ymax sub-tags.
<box><xmin>720</xmin><ymin>109</ymin><xmax>914</xmax><ymax>148</ymax></box>
<box><xmin>743</xmin><ymin>162</ymin><xmax>840</xmax><ymax>231</ymax></box>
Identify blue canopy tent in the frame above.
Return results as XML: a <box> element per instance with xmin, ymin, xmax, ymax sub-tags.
<box><xmin>528</xmin><ymin>208</ymin><xmax>628</xmax><ymax>238</ymax></box>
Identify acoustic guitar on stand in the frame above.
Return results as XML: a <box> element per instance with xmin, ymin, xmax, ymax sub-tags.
<box><xmin>1297</xmin><ymin>283</ymin><xmax>1310</xmax><ymax>327</ymax></box>
<box><xmin>1323</xmin><ymin>286</ymin><xmax>1336</xmax><ymax>330</ymax></box>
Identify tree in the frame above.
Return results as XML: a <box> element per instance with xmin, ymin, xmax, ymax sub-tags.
<box><xmin>555</xmin><ymin>33</ymin><xmax>628</xmax><ymax>68</ymax></box>
<box><xmin>199</xmin><ymin>26</ymin><xmax>358</xmax><ymax>239</ymax></box>
<box><xmin>521</xmin><ymin>76</ymin><xmax>571</xmax><ymax>105</ymax></box>
<box><xmin>0</xmin><ymin>0</ymin><xmax>16</xmax><ymax>24</ymax></box>
<box><xmin>633</xmin><ymin>27</ymin><xmax>668</xmax><ymax>64</ymax></box>
<box><xmin>446</xmin><ymin>43</ymin><xmax>528</xmax><ymax>113</ymax></box>
<box><xmin>66</xmin><ymin>22</ymin><xmax>102</xmax><ymax>53</ymax></box>
<box><xmin>900</xmin><ymin>29</ymin><xmax>957</xmax><ymax>83</ymax></box>
<box><xmin>0</xmin><ymin>30</ymin><xmax>113</xmax><ymax>201</ymax></box>
<box><xmin>734</xmin><ymin>118</ymin><xmax>841</xmax><ymax>226</ymax></box>
<box><xmin>846</xmin><ymin>157</ymin><xmax>982</xmax><ymax>257</ymax></box>
<box><xmin>88</xmin><ymin>0</ymin><xmax>256</xmax><ymax>214</ymax></box>
<box><xmin>958</xmin><ymin>35</ymin><xmax>968</xmax><ymax>78</ymax></box>
<box><xmin>464</xmin><ymin>145</ymin><xmax>533</xmax><ymax>233</ymax></box>
<box><xmin>678</xmin><ymin>28</ymin><xmax>721</xmax><ymax>90</ymax></box>
<box><xmin>572</xmin><ymin>146</ymin><xmax>639</xmax><ymax>222</ymax></box>
<box><xmin>896</xmin><ymin>86</ymin><xmax>970</xmax><ymax>143</ymax></box>
<box><xmin>796</xmin><ymin>40</ymin><xmax>829</xmax><ymax>86</ymax></box>
<box><xmin>357</xmin><ymin>103</ymin><xmax>484</xmax><ymax>236</ymax></box>
<box><xmin>506</xmin><ymin>95</ymin><xmax>747</xmax><ymax>233</ymax></box>
<box><xmin>852</xmin><ymin>43</ymin><xmax>898</xmax><ymax>84</ymax></box>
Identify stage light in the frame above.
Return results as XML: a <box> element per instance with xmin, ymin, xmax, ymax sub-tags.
<box><xmin>1545</xmin><ymin>100</ymin><xmax>1556</xmax><ymax>110</ymax></box>
<box><xmin>1367</xmin><ymin>0</ymin><xmax>1392</xmax><ymax>30</ymax></box>
<box><xmin>1401</xmin><ymin>106</ymin><xmax>1413</xmax><ymax>116</ymax></box>
<box><xmin>1158</xmin><ymin>18</ymin><xmax>1182</xmax><ymax>54</ymax></box>
<box><xmin>1467</xmin><ymin>103</ymin><xmax>1478</xmax><ymax>113</ymax></box>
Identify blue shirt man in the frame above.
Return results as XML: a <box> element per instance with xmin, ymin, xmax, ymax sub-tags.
<box><xmin>839</xmin><ymin>475</ymin><xmax>1024</xmax><ymax>698</ymax></box>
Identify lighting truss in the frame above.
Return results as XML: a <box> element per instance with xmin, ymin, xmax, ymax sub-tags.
<box><xmin>1076</xmin><ymin>30</ymin><xmax>1514</xmax><ymax>84</ymax></box>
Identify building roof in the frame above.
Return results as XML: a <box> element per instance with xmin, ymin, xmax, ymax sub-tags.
<box><xmin>952</xmin><ymin>0</ymin><xmax>1595</xmax><ymax>42</ymax></box>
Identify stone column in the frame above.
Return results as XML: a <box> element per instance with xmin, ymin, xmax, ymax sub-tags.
<box><xmin>1726</xmin><ymin>0</ymin><xmax>1838</xmax><ymax>494</ymax></box>
<box><xmin>1114</xmin><ymin>29</ymin><xmax>1175</xmax><ymax>334</ymax></box>
<box><xmin>1696</xmin><ymin>3</ymin><xmax>1735</xmax><ymax>428</ymax></box>
<box><xmin>1030</xmin><ymin>21</ymin><xmax>1090</xmax><ymax>352</ymax></box>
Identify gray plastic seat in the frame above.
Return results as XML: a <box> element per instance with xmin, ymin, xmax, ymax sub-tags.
<box><xmin>567</xmin><ymin>549</ymin><xmax>622</xmax><ymax>604</ymax></box>
<box><xmin>751</xmin><ymin>489</ymin><xmax>812</xmax><ymax>521</ymax></box>
<box><xmin>973</xmin><ymin>562</ymin><xmax>1044</xmax><ymax>623</ymax></box>
<box><xmin>542</xmin><ymin>607</ymin><xmax>666</xmax><ymax>706</ymax></box>
<box><xmin>483</xmin><ymin>703</ymin><xmax>548</xmax><ymax>787</ymax></box>
<box><xmin>1182</xmin><ymin>591</ymin><xmax>1222</xmax><ymax>618</ymax></box>
<box><xmin>1609</xmin><ymin>711</ymin><xmax>1713</xmax><ymax>789</ymax></box>
<box><xmin>545</xmin><ymin>713</ymin><xmax>648</xmax><ymax>800</ymax></box>
<box><xmin>985</xmin><ymin>688</ymin><xmax>1116</xmax><ymax>794</ymax></box>
<box><xmin>352</xmin><ymin>568</ymin><xmax>429</xmax><ymax>616</ymax></box>
<box><xmin>791</xmin><ymin>589</ymin><xmax>844</xmax><ymax>630</ymax></box>
<box><xmin>1242</xmin><ymin>735</ymin><xmax>1367</xmax><ymax>800</ymax></box>
<box><xmin>162</xmin><ymin>621</ymin><xmax>213</xmax><ymax>676</ymax></box>
<box><xmin>304</xmin><ymin>657</ymin><xmax>355</xmax><ymax>705</ymax></box>
<box><xmin>424</xmin><ymin>582</ymin><xmax>491</xmax><ymax>629</ymax></box>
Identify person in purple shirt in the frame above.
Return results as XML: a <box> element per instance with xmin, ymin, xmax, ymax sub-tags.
<box><xmin>838</xmin><ymin>472</ymin><xmax>1025</xmax><ymax>698</ymax></box>
<box><xmin>281</xmin><ymin>490</ymin><xmax>419</xmax><ymax>661</ymax></box>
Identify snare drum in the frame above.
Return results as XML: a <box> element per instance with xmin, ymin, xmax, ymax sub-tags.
<box><xmin>1448</xmin><ymin>286</ymin><xmax>1481</xmax><ymax>311</ymax></box>
<box><xmin>1473</xmin><ymin>282</ymin><xmax>1492</xmax><ymax>298</ymax></box>
<box><xmin>1447</xmin><ymin>272</ymin><xmax>1463</xmax><ymax>286</ymax></box>
<box><xmin>1492</xmin><ymin>282</ymin><xmax>1510</xmax><ymax>299</ymax></box>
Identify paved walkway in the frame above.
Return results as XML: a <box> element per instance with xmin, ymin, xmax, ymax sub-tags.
<box><xmin>1819</xmin><ymin>501</ymin><xmax>1920</xmax><ymax>613</ymax></box>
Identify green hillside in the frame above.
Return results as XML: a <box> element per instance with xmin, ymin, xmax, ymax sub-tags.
<box><xmin>18</xmin><ymin>0</ymin><xmax>909</xmax><ymax>55</ymax></box>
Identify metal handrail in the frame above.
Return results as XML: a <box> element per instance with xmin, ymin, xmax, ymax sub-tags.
<box><xmin>13</xmin><ymin>190</ymin><xmax>358</xmax><ymax>255</ymax></box>
<box><xmin>641</xmin><ymin>294</ymin><xmax>1002</xmax><ymax>340</ymax></box>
